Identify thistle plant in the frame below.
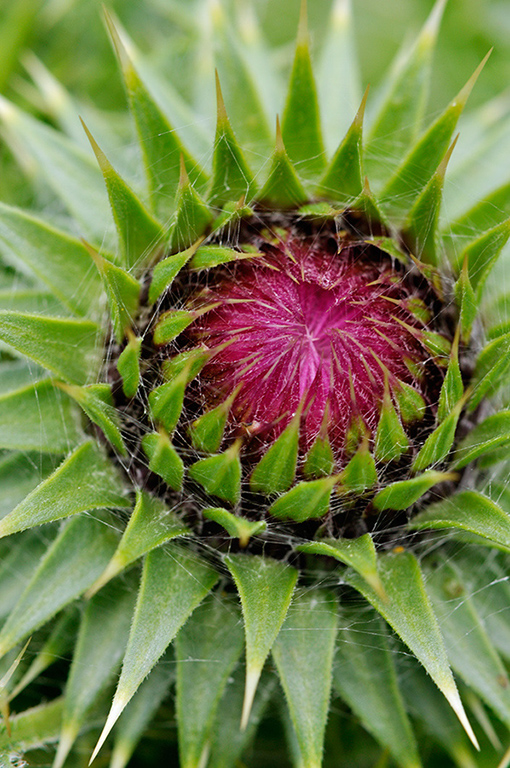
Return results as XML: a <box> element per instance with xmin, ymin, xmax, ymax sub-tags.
<box><xmin>1</xmin><ymin>1</ymin><xmax>510</xmax><ymax>766</ymax></box>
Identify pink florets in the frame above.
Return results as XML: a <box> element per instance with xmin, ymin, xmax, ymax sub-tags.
<box><xmin>188</xmin><ymin>230</ymin><xmax>428</xmax><ymax>451</ymax></box>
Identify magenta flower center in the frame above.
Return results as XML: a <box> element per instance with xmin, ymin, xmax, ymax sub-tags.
<box><xmin>189</xmin><ymin>232</ymin><xmax>429</xmax><ymax>450</ymax></box>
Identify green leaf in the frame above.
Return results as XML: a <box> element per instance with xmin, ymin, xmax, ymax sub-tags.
<box><xmin>106</xmin><ymin>14</ymin><xmax>207</xmax><ymax>216</ymax></box>
<box><xmin>190</xmin><ymin>244</ymin><xmax>253</xmax><ymax>271</ymax></box>
<box><xmin>272</xmin><ymin>591</ymin><xmax>338</xmax><ymax>768</ymax></box>
<box><xmin>0</xmin><ymin>202</ymin><xmax>102</xmax><ymax>318</ymax></box>
<box><xmin>454</xmin><ymin>258</ymin><xmax>478</xmax><ymax>344</ymax></box>
<box><xmin>88</xmin><ymin>490</ymin><xmax>189</xmax><ymax>598</ymax></box>
<box><xmin>117</xmin><ymin>333</ymin><xmax>142</xmax><ymax>398</ymax></box>
<box><xmin>202</xmin><ymin>506</ymin><xmax>266</xmax><ymax>547</ymax></box>
<box><xmin>0</xmin><ymin>358</ymin><xmax>46</xmax><ymax>397</ymax></box>
<box><xmin>91</xmin><ymin>545</ymin><xmax>218</xmax><ymax>762</ymax></box>
<box><xmin>365</xmin><ymin>0</ymin><xmax>446</xmax><ymax>184</ymax></box>
<box><xmin>148</xmin><ymin>367</ymin><xmax>189</xmax><ymax>433</ymax></box>
<box><xmin>109</xmin><ymin>661</ymin><xmax>174</xmax><ymax>768</ymax></box>
<box><xmin>81</xmin><ymin>120</ymin><xmax>165</xmax><ymax>271</ymax></box>
<box><xmin>379</xmin><ymin>53</ymin><xmax>490</xmax><ymax>223</ymax></box>
<box><xmin>0</xmin><ymin>379</ymin><xmax>83</xmax><ymax>453</ymax></box>
<box><xmin>189</xmin><ymin>441</ymin><xmax>242</xmax><ymax>506</ymax></box>
<box><xmin>0</xmin><ymin>451</ymin><xmax>55</xmax><ymax>519</ymax></box>
<box><xmin>152</xmin><ymin>309</ymin><xmax>195</xmax><ymax>346</ymax></box>
<box><xmin>457</xmin><ymin>219</ymin><xmax>510</xmax><ymax>297</ymax></box>
<box><xmin>339</xmin><ymin>439</ymin><xmax>377</xmax><ymax>492</ymax></box>
<box><xmin>303</xmin><ymin>432</ymin><xmax>335</xmax><ymax>479</ymax></box>
<box><xmin>189</xmin><ymin>388</ymin><xmax>238</xmax><ymax>453</ymax></box>
<box><xmin>176</xmin><ymin>597</ymin><xmax>244</xmax><ymax>768</ymax></box>
<box><xmin>296</xmin><ymin>535</ymin><xmax>385</xmax><ymax>600</ymax></box>
<box><xmin>208</xmin><ymin>75</ymin><xmax>257</xmax><ymax>205</ymax></box>
<box><xmin>148</xmin><ymin>243</ymin><xmax>197</xmax><ymax>304</ymax></box>
<box><xmin>453</xmin><ymin>411</ymin><xmax>510</xmax><ymax>468</ymax></box>
<box><xmin>449</xmin><ymin>180</ymin><xmax>510</xmax><ymax>238</ymax></box>
<box><xmin>334</xmin><ymin>610</ymin><xmax>421</xmax><ymax>768</ymax></box>
<box><xmin>437</xmin><ymin>335</ymin><xmax>464</xmax><ymax>422</ymax></box>
<box><xmin>392</xmin><ymin>379</ymin><xmax>427</xmax><ymax>423</ymax></box>
<box><xmin>54</xmin><ymin>581</ymin><xmax>136</xmax><ymax>768</ymax></box>
<box><xmin>468</xmin><ymin>333</ymin><xmax>510</xmax><ymax>410</ymax></box>
<box><xmin>411</xmin><ymin>402</ymin><xmax>461</xmax><ymax>473</ymax></box>
<box><xmin>225</xmin><ymin>553</ymin><xmax>298</xmax><ymax>729</ymax></box>
<box><xmin>86</xmin><ymin>243</ymin><xmax>140</xmax><ymax>342</ymax></box>
<box><xmin>281</xmin><ymin>2</ymin><xmax>325</xmax><ymax>177</ymax></box>
<box><xmin>250</xmin><ymin>409</ymin><xmax>300</xmax><ymax>494</ymax></box>
<box><xmin>258</xmin><ymin>118</ymin><xmax>308</xmax><ymax>208</ymax></box>
<box><xmin>0</xmin><ymin>441</ymin><xmax>129</xmax><ymax>539</ymax></box>
<box><xmin>0</xmin><ymin>310</ymin><xmax>100</xmax><ymax>385</ymax></box>
<box><xmin>0</xmin><ymin>514</ymin><xmax>118</xmax><ymax>658</ymax></box>
<box><xmin>269</xmin><ymin>476</ymin><xmax>339</xmax><ymax>522</ymax></box>
<box><xmin>317</xmin><ymin>88</ymin><xmax>367</xmax><ymax>202</ymax></box>
<box><xmin>425</xmin><ymin>561</ymin><xmax>510</xmax><ymax>727</ymax></box>
<box><xmin>0</xmin><ymin>98</ymin><xmax>109</xmax><ymax>241</ymax></box>
<box><xmin>0</xmin><ymin>531</ymin><xmax>55</xmax><ymax>622</ymax></box>
<box><xmin>410</xmin><ymin>490</ymin><xmax>510</xmax><ymax>551</ymax></box>
<box><xmin>318</xmin><ymin>0</ymin><xmax>361</xmax><ymax>154</ymax></box>
<box><xmin>345</xmin><ymin>549</ymin><xmax>478</xmax><ymax>747</ymax></box>
<box><xmin>0</xmin><ymin>697</ymin><xmax>63</xmax><ymax>754</ymax></box>
<box><xmin>60</xmin><ymin>383</ymin><xmax>126</xmax><ymax>455</ymax></box>
<box><xmin>374</xmin><ymin>386</ymin><xmax>409</xmax><ymax>463</ymax></box>
<box><xmin>141</xmin><ymin>430</ymin><xmax>185</xmax><ymax>491</ymax></box>
<box><xmin>169</xmin><ymin>157</ymin><xmax>213</xmax><ymax>252</ymax></box>
<box><xmin>372</xmin><ymin>470</ymin><xmax>455</xmax><ymax>512</ymax></box>
<box><xmin>403</xmin><ymin>137</ymin><xmax>457</xmax><ymax>265</ymax></box>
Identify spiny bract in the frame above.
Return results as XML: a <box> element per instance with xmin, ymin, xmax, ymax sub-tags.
<box><xmin>0</xmin><ymin>1</ymin><xmax>510</xmax><ymax>767</ymax></box>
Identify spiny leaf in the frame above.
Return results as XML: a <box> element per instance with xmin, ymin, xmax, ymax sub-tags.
<box><xmin>208</xmin><ymin>74</ymin><xmax>257</xmax><ymax>205</ymax></box>
<box><xmin>91</xmin><ymin>545</ymin><xmax>217</xmax><ymax>763</ymax></box>
<box><xmin>454</xmin><ymin>257</ymin><xmax>478</xmax><ymax>344</ymax></box>
<box><xmin>189</xmin><ymin>387</ymin><xmax>239</xmax><ymax>453</ymax></box>
<box><xmin>169</xmin><ymin>157</ymin><xmax>213</xmax><ymax>252</ymax></box>
<box><xmin>189</xmin><ymin>441</ymin><xmax>242</xmax><ymax>506</ymax></box>
<box><xmin>54</xmin><ymin>581</ymin><xmax>136</xmax><ymax>768</ymax></box>
<box><xmin>453</xmin><ymin>411</ymin><xmax>510</xmax><ymax>468</ymax></box>
<box><xmin>334</xmin><ymin>610</ymin><xmax>421</xmax><ymax>768</ymax></box>
<box><xmin>176</xmin><ymin>597</ymin><xmax>244</xmax><ymax>768</ymax></box>
<box><xmin>148</xmin><ymin>241</ymin><xmax>199</xmax><ymax>304</ymax></box>
<box><xmin>345</xmin><ymin>549</ymin><xmax>478</xmax><ymax>748</ymax></box>
<box><xmin>0</xmin><ymin>379</ymin><xmax>83</xmax><ymax>453</ymax></box>
<box><xmin>449</xmin><ymin>180</ymin><xmax>510</xmax><ymax>238</ymax></box>
<box><xmin>85</xmin><ymin>242</ymin><xmax>140</xmax><ymax>343</ymax></box>
<box><xmin>87</xmin><ymin>490</ymin><xmax>189</xmax><ymax>598</ymax></box>
<box><xmin>392</xmin><ymin>378</ymin><xmax>426</xmax><ymax>423</ymax></box>
<box><xmin>269</xmin><ymin>475</ymin><xmax>339</xmax><ymax>522</ymax></box>
<box><xmin>339</xmin><ymin>439</ymin><xmax>377</xmax><ymax>492</ymax></box>
<box><xmin>365</xmin><ymin>0</ymin><xmax>447</xmax><ymax>184</ymax></box>
<box><xmin>297</xmin><ymin>535</ymin><xmax>385</xmax><ymax>600</ymax></box>
<box><xmin>318</xmin><ymin>0</ymin><xmax>361</xmax><ymax>153</ymax></box>
<box><xmin>303</xmin><ymin>431</ymin><xmax>335</xmax><ymax>479</ymax></box>
<box><xmin>141</xmin><ymin>430</ymin><xmax>185</xmax><ymax>491</ymax></box>
<box><xmin>81</xmin><ymin>119</ymin><xmax>165</xmax><ymax>270</ymax></box>
<box><xmin>225</xmin><ymin>554</ymin><xmax>298</xmax><ymax>730</ymax></box>
<box><xmin>317</xmin><ymin>87</ymin><xmax>367</xmax><ymax>202</ymax></box>
<box><xmin>425</xmin><ymin>561</ymin><xmax>510</xmax><ymax>727</ymax></box>
<box><xmin>410</xmin><ymin>490</ymin><xmax>510</xmax><ymax>551</ymax></box>
<box><xmin>148</xmin><ymin>366</ymin><xmax>189</xmax><ymax>434</ymax></box>
<box><xmin>437</xmin><ymin>331</ymin><xmax>463</xmax><ymax>422</ymax></box>
<box><xmin>58</xmin><ymin>383</ymin><xmax>126</xmax><ymax>455</ymax></box>
<box><xmin>468</xmin><ymin>332</ymin><xmax>510</xmax><ymax>410</ymax></box>
<box><xmin>411</xmin><ymin>401</ymin><xmax>462</xmax><ymax>473</ymax></box>
<box><xmin>258</xmin><ymin>117</ymin><xmax>308</xmax><ymax>208</ymax></box>
<box><xmin>272</xmin><ymin>591</ymin><xmax>338</xmax><ymax>768</ymax></box>
<box><xmin>379</xmin><ymin>52</ymin><xmax>491</xmax><ymax>223</ymax></box>
<box><xmin>105</xmin><ymin>12</ymin><xmax>207</xmax><ymax>216</ymax></box>
<box><xmin>0</xmin><ymin>514</ymin><xmax>118</xmax><ymax>659</ymax></box>
<box><xmin>0</xmin><ymin>441</ymin><xmax>129</xmax><ymax>539</ymax></box>
<box><xmin>403</xmin><ymin>137</ymin><xmax>457</xmax><ymax>265</ymax></box>
<box><xmin>372</xmin><ymin>470</ymin><xmax>456</xmax><ymax>512</ymax></box>
<box><xmin>117</xmin><ymin>332</ymin><xmax>142</xmax><ymax>398</ymax></box>
<box><xmin>0</xmin><ymin>310</ymin><xmax>100</xmax><ymax>385</ymax></box>
<box><xmin>281</xmin><ymin>0</ymin><xmax>325</xmax><ymax>177</ymax></box>
<box><xmin>202</xmin><ymin>507</ymin><xmax>266</xmax><ymax>548</ymax></box>
<box><xmin>0</xmin><ymin>202</ymin><xmax>102</xmax><ymax>318</ymax></box>
<box><xmin>374</xmin><ymin>385</ymin><xmax>409</xmax><ymax>463</ymax></box>
<box><xmin>0</xmin><ymin>97</ymin><xmax>109</xmax><ymax>242</ymax></box>
<box><xmin>457</xmin><ymin>218</ymin><xmax>510</xmax><ymax>298</ymax></box>
<box><xmin>109</xmin><ymin>662</ymin><xmax>174</xmax><ymax>768</ymax></box>
<box><xmin>190</xmin><ymin>244</ymin><xmax>257</xmax><ymax>271</ymax></box>
<box><xmin>152</xmin><ymin>309</ymin><xmax>196</xmax><ymax>346</ymax></box>
<box><xmin>0</xmin><ymin>697</ymin><xmax>63</xmax><ymax>755</ymax></box>
<box><xmin>250</xmin><ymin>408</ymin><xmax>300</xmax><ymax>494</ymax></box>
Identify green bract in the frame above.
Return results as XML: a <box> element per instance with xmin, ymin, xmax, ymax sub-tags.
<box><xmin>0</xmin><ymin>2</ymin><xmax>510</xmax><ymax>767</ymax></box>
